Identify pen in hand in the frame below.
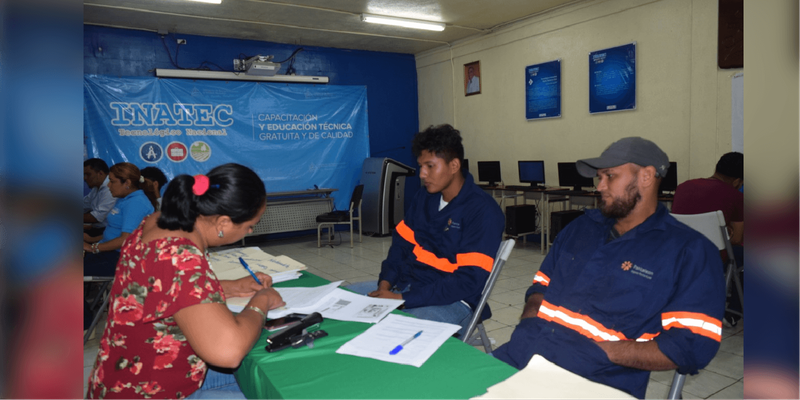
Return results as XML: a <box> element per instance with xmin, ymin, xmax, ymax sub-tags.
<box><xmin>239</xmin><ymin>257</ymin><xmax>263</xmax><ymax>285</ymax></box>
<box><xmin>389</xmin><ymin>330</ymin><xmax>423</xmax><ymax>355</ymax></box>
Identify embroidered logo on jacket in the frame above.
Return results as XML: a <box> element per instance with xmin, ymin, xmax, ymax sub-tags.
<box><xmin>444</xmin><ymin>218</ymin><xmax>461</xmax><ymax>232</ymax></box>
<box><xmin>622</xmin><ymin>261</ymin><xmax>654</xmax><ymax>280</ymax></box>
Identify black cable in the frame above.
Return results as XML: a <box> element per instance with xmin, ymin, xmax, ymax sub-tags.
<box><xmin>274</xmin><ymin>48</ymin><xmax>304</xmax><ymax>64</ymax></box>
<box><xmin>160</xmin><ymin>35</ymin><xmax>181</xmax><ymax>69</ymax></box>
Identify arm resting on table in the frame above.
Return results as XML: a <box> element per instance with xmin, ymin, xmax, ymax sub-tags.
<box><xmin>174</xmin><ymin>288</ymin><xmax>284</xmax><ymax>369</ymax></box>
<box><xmin>595</xmin><ymin>340</ymin><xmax>677</xmax><ymax>371</ymax></box>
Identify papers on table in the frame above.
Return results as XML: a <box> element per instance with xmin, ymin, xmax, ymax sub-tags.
<box><xmin>472</xmin><ymin>355</ymin><xmax>636</xmax><ymax>399</ymax></box>
<box><xmin>227</xmin><ymin>282</ymin><xmax>404</xmax><ymax>324</ymax></box>
<box><xmin>227</xmin><ymin>281</ymin><xmax>342</xmax><ymax>314</ymax></box>
<box><xmin>336</xmin><ymin>314</ymin><xmax>460</xmax><ymax>367</ymax></box>
<box><xmin>208</xmin><ymin>247</ymin><xmax>305</xmax><ymax>283</ymax></box>
<box><xmin>309</xmin><ymin>288</ymin><xmax>404</xmax><ymax>324</ymax></box>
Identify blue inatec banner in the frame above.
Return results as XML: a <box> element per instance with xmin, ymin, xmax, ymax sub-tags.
<box><xmin>84</xmin><ymin>75</ymin><xmax>370</xmax><ymax>211</ymax></box>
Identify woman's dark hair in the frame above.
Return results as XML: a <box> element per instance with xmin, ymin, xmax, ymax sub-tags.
<box><xmin>157</xmin><ymin>163</ymin><xmax>267</xmax><ymax>232</ymax></box>
<box><xmin>141</xmin><ymin>167</ymin><xmax>169</xmax><ymax>189</ymax></box>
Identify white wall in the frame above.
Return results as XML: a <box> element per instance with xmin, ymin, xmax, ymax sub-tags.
<box><xmin>416</xmin><ymin>0</ymin><xmax>741</xmax><ymax>186</ymax></box>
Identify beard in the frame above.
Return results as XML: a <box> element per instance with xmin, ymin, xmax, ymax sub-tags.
<box><xmin>599</xmin><ymin>178</ymin><xmax>641</xmax><ymax>219</ymax></box>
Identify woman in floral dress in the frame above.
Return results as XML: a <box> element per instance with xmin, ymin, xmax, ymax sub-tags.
<box><xmin>88</xmin><ymin>163</ymin><xmax>284</xmax><ymax>399</ymax></box>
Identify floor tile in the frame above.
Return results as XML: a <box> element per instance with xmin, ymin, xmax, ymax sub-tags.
<box><xmin>707</xmin><ymin>379</ymin><xmax>743</xmax><ymax>399</ymax></box>
<box><xmin>704</xmin><ymin>350</ymin><xmax>743</xmax><ymax>379</ymax></box>
<box><xmin>718</xmin><ymin>334</ymin><xmax>744</xmax><ymax>357</ymax></box>
<box><xmin>644</xmin><ymin>379</ymin><xmax>670</xmax><ymax>399</ymax></box>
<box><xmin>682</xmin><ymin>370</ymin><xmax>738</xmax><ymax>399</ymax></box>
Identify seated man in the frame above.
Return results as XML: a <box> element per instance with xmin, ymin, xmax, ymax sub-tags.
<box><xmin>493</xmin><ymin>137</ymin><xmax>725</xmax><ymax>398</ymax></box>
<box><xmin>83</xmin><ymin>158</ymin><xmax>116</xmax><ymax>237</ymax></box>
<box><xmin>672</xmin><ymin>151</ymin><xmax>744</xmax><ymax>325</ymax></box>
<box><xmin>347</xmin><ymin>124</ymin><xmax>504</xmax><ymax>336</ymax></box>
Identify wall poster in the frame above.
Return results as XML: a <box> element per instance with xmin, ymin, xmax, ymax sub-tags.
<box><xmin>525</xmin><ymin>59</ymin><xmax>561</xmax><ymax>120</ymax></box>
<box><xmin>589</xmin><ymin>42</ymin><xmax>636</xmax><ymax>114</ymax></box>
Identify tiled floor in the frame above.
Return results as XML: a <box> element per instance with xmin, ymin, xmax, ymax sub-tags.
<box><xmin>84</xmin><ymin>233</ymin><xmax>744</xmax><ymax>399</ymax></box>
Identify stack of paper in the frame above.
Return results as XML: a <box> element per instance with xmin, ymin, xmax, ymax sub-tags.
<box><xmin>227</xmin><ymin>282</ymin><xmax>405</xmax><ymax>324</ymax></box>
<box><xmin>336</xmin><ymin>314</ymin><xmax>460</xmax><ymax>367</ymax></box>
<box><xmin>208</xmin><ymin>247</ymin><xmax>305</xmax><ymax>283</ymax></box>
<box><xmin>472</xmin><ymin>355</ymin><xmax>636</xmax><ymax>399</ymax></box>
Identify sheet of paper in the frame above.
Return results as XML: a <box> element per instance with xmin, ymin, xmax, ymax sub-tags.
<box><xmin>207</xmin><ymin>247</ymin><xmax>306</xmax><ymax>281</ymax></box>
<box><xmin>310</xmin><ymin>288</ymin><xmax>404</xmax><ymax>323</ymax></box>
<box><xmin>226</xmin><ymin>281</ymin><xmax>343</xmax><ymax>315</ymax></box>
<box><xmin>472</xmin><ymin>355</ymin><xmax>635</xmax><ymax>399</ymax></box>
<box><xmin>335</xmin><ymin>314</ymin><xmax>459</xmax><ymax>367</ymax></box>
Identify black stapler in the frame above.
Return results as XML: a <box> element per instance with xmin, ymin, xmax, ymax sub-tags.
<box><xmin>265</xmin><ymin>312</ymin><xmax>328</xmax><ymax>353</ymax></box>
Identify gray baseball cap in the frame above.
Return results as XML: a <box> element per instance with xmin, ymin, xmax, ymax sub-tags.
<box><xmin>576</xmin><ymin>137</ymin><xmax>670</xmax><ymax>178</ymax></box>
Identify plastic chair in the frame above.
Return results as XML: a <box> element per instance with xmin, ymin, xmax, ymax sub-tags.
<box><xmin>317</xmin><ymin>185</ymin><xmax>364</xmax><ymax>248</ymax></box>
<box><xmin>461</xmin><ymin>238</ymin><xmax>516</xmax><ymax>354</ymax></box>
<box><xmin>670</xmin><ymin>210</ymin><xmax>743</xmax><ymax>318</ymax></box>
<box><xmin>84</xmin><ymin>275</ymin><xmax>113</xmax><ymax>344</ymax></box>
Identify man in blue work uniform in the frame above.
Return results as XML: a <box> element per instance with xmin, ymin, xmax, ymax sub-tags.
<box><xmin>347</xmin><ymin>124</ymin><xmax>504</xmax><ymax>336</ymax></box>
<box><xmin>493</xmin><ymin>137</ymin><xmax>725</xmax><ymax>398</ymax></box>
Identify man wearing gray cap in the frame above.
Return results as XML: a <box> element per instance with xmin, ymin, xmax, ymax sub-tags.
<box><xmin>493</xmin><ymin>137</ymin><xmax>726</xmax><ymax>398</ymax></box>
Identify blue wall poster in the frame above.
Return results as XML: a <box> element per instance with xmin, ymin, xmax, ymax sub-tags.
<box><xmin>589</xmin><ymin>42</ymin><xmax>636</xmax><ymax>114</ymax></box>
<box><xmin>525</xmin><ymin>59</ymin><xmax>561</xmax><ymax>120</ymax></box>
<box><xmin>84</xmin><ymin>75</ymin><xmax>370</xmax><ymax>211</ymax></box>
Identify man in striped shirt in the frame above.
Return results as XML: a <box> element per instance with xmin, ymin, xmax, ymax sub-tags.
<box><xmin>493</xmin><ymin>137</ymin><xmax>725</xmax><ymax>398</ymax></box>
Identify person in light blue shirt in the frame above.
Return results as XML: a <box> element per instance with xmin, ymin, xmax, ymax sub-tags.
<box><xmin>83</xmin><ymin>162</ymin><xmax>154</xmax><ymax>276</ymax></box>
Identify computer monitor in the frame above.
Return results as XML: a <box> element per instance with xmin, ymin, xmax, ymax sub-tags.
<box><xmin>461</xmin><ymin>158</ymin><xmax>469</xmax><ymax>175</ymax></box>
<box><xmin>557</xmin><ymin>162</ymin><xmax>595</xmax><ymax>191</ymax></box>
<box><xmin>518</xmin><ymin>160</ymin><xmax>545</xmax><ymax>187</ymax></box>
<box><xmin>477</xmin><ymin>161</ymin><xmax>501</xmax><ymax>186</ymax></box>
<box><xmin>658</xmin><ymin>162</ymin><xmax>678</xmax><ymax>195</ymax></box>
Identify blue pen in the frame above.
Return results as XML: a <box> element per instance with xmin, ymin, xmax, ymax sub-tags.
<box><xmin>239</xmin><ymin>257</ymin><xmax>263</xmax><ymax>285</ymax></box>
<box><xmin>389</xmin><ymin>330</ymin><xmax>423</xmax><ymax>355</ymax></box>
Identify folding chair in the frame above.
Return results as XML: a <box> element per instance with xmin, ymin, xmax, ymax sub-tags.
<box><xmin>461</xmin><ymin>238</ymin><xmax>516</xmax><ymax>354</ymax></box>
<box><xmin>84</xmin><ymin>276</ymin><xmax>113</xmax><ymax>344</ymax></box>
<box><xmin>671</xmin><ymin>210</ymin><xmax>744</xmax><ymax>318</ymax></box>
<box><xmin>667</xmin><ymin>371</ymin><xmax>686</xmax><ymax>400</ymax></box>
<box><xmin>317</xmin><ymin>185</ymin><xmax>364</xmax><ymax>248</ymax></box>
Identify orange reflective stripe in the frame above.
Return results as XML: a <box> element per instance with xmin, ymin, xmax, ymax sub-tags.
<box><xmin>457</xmin><ymin>252</ymin><xmax>493</xmax><ymax>272</ymax></box>
<box><xmin>662</xmin><ymin>311</ymin><xmax>722</xmax><ymax>342</ymax></box>
<box><xmin>537</xmin><ymin>300</ymin><xmax>628</xmax><ymax>342</ymax></box>
<box><xmin>395</xmin><ymin>220</ymin><xmax>418</xmax><ymax>245</ymax></box>
<box><xmin>396</xmin><ymin>220</ymin><xmax>495</xmax><ymax>273</ymax></box>
<box><xmin>636</xmin><ymin>332</ymin><xmax>661</xmax><ymax>342</ymax></box>
<box><xmin>532</xmin><ymin>271</ymin><xmax>550</xmax><ymax>286</ymax></box>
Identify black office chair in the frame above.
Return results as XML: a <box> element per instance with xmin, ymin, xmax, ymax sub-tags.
<box><xmin>316</xmin><ymin>184</ymin><xmax>364</xmax><ymax>248</ymax></box>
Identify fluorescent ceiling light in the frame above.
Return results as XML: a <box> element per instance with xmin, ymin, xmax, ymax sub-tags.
<box><xmin>186</xmin><ymin>0</ymin><xmax>222</xmax><ymax>4</ymax></box>
<box><xmin>361</xmin><ymin>13</ymin><xmax>445</xmax><ymax>31</ymax></box>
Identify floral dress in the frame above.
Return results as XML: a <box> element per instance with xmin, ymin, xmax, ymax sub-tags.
<box><xmin>87</xmin><ymin>221</ymin><xmax>226</xmax><ymax>399</ymax></box>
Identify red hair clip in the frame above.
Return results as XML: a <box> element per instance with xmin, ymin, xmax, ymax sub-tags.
<box><xmin>193</xmin><ymin>174</ymin><xmax>210</xmax><ymax>196</ymax></box>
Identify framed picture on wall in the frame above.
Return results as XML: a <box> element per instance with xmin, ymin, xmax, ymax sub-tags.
<box><xmin>464</xmin><ymin>61</ymin><xmax>481</xmax><ymax>96</ymax></box>
<box><xmin>589</xmin><ymin>42</ymin><xmax>636</xmax><ymax>113</ymax></box>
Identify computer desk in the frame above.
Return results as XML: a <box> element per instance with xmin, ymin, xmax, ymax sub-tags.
<box><xmin>234</xmin><ymin>271</ymin><xmax>517</xmax><ymax>399</ymax></box>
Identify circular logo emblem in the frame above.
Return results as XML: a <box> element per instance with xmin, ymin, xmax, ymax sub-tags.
<box><xmin>139</xmin><ymin>142</ymin><xmax>163</xmax><ymax>163</ymax></box>
<box><xmin>166</xmin><ymin>142</ymin><xmax>188</xmax><ymax>163</ymax></box>
<box><xmin>190</xmin><ymin>141</ymin><xmax>211</xmax><ymax>162</ymax></box>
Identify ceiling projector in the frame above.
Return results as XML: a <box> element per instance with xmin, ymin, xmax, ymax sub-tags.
<box><xmin>234</xmin><ymin>55</ymin><xmax>281</xmax><ymax>76</ymax></box>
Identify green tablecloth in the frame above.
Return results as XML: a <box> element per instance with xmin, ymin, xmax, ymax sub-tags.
<box><xmin>234</xmin><ymin>271</ymin><xmax>517</xmax><ymax>399</ymax></box>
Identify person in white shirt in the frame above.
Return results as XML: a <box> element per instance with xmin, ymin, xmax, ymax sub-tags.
<box><xmin>466</xmin><ymin>66</ymin><xmax>480</xmax><ymax>94</ymax></box>
<box><xmin>83</xmin><ymin>158</ymin><xmax>117</xmax><ymax>236</ymax></box>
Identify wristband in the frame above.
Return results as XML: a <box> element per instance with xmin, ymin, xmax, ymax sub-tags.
<box><xmin>245</xmin><ymin>305</ymin><xmax>267</xmax><ymax>320</ymax></box>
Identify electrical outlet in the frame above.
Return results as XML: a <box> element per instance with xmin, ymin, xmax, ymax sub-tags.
<box><xmin>177</xmin><ymin>39</ymin><xmax>187</xmax><ymax>45</ymax></box>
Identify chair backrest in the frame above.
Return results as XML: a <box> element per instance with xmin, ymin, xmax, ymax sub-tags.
<box><xmin>670</xmin><ymin>211</ymin><xmax>727</xmax><ymax>251</ymax></box>
<box><xmin>461</xmin><ymin>238</ymin><xmax>516</xmax><ymax>343</ymax></box>
<box><xmin>349</xmin><ymin>185</ymin><xmax>364</xmax><ymax>213</ymax></box>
